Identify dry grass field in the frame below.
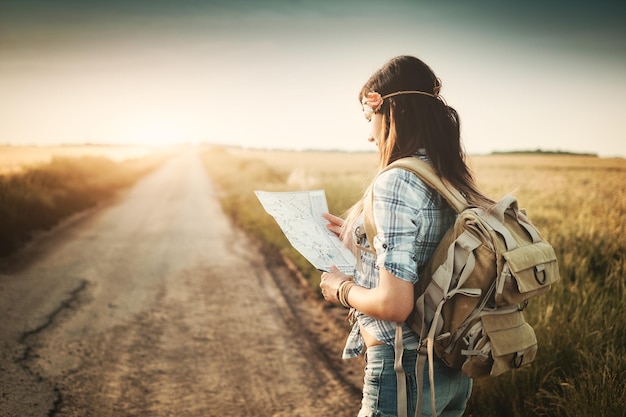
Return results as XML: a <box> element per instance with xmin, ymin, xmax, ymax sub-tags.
<box><xmin>201</xmin><ymin>146</ymin><xmax>625</xmax><ymax>417</ymax></box>
<box><xmin>0</xmin><ymin>145</ymin><xmax>172</xmax><ymax>257</ymax></box>
<box><xmin>0</xmin><ymin>145</ymin><xmax>158</xmax><ymax>174</ymax></box>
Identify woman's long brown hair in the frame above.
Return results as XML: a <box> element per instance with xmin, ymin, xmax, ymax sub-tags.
<box><xmin>341</xmin><ymin>55</ymin><xmax>491</xmax><ymax>247</ymax></box>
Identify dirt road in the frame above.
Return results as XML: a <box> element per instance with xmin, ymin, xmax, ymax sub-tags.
<box><xmin>0</xmin><ymin>150</ymin><xmax>362</xmax><ymax>416</ymax></box>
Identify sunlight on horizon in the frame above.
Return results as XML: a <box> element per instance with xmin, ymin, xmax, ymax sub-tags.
<box><xmin>1</xmin><ymin>2</ymin><xmax>625</xmax><ymax>157</ymax></box>
<box><xmin>2</xmin><ymin>54</ymin><xmax>625</xmax><ymax>157</ymax></box>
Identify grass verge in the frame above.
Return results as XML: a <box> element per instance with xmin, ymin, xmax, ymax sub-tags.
<box><xmin>0</xmin><ymin>152</ymin><xmax>169</xmax><ymax>258</ymax></box>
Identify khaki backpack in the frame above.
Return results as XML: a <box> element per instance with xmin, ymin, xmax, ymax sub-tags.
<box><xmin>362</xmin><ymin>157</ymin><xmax>560</xmax><ymax>417</ymax></box>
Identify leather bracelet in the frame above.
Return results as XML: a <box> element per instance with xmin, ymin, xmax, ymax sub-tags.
<box><xmin>337</xmin><ymin>281</ymin><xmax>355</xmax><ymax>308</ymax></box>
<box><xmin>335</xmin><ymin>283</ymin><xmax>343</xmax><ymax>303</ymax></box>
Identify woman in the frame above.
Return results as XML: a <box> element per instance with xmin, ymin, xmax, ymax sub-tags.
<box><xmin>320</xmin><ymin>55</ymin><xmax>490</xmax><ymax>417</ymax></box>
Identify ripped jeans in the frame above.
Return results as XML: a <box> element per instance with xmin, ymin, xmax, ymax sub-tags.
<box><xmin>358</xmin><ymin>344</ymin><xmax>472</xmax><ymax>417</ymax></box>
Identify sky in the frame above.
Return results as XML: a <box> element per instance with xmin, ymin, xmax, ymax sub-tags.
<box><xmin>1</xmin><ymin>0</ymin><xmax>625</xmax><ymax>156</ymax></box>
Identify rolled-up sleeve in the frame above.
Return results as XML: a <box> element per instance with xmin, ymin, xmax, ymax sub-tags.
<box><xmin>371</xmin><ymin>166</ymin><xmax>450</xmax><ymax>284</ymax></box>
<box><xmin>371</xmin><ymin>169</ymin><xmax>423</xmax><ymax>283</ymax></box>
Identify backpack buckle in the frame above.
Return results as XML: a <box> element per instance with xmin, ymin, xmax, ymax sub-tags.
<box><xmin>534</xmin><ymin>265</ymin><xmax>547</xmax><ymax>285</ymax></box>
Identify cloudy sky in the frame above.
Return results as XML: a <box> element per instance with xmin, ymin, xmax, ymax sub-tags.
<box><xmin>1</xmin><ymin>0</ymin><xmax>625</xmax><ymax>156</ymax></box>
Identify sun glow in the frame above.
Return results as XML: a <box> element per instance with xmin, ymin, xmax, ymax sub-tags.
<box><xmin>0</xmin><ymin>3</ymin><xmax>624</xmax><ymax>157</ymax></box>
<box><xmin>106</xmin><ymin>114</ymin><xmax>198</xmax><ymax>147</ymax></box>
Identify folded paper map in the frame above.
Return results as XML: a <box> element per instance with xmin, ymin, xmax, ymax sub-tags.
<box><xmin>254</xmin><ymin>190</ymin><xmax>356</xmax><ymax>274</ymax></box>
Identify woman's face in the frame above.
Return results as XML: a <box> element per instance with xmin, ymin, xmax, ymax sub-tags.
<box><xmin>367</xmin><ymin>113</ymin><xmax>384</xmax><ymax>147</ymax></box>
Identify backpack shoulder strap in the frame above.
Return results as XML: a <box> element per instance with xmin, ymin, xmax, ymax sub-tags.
<box><xmin>387</xmin><ymin>157</ymin><xmax>469</xmax><ymax>213</ymax></box>
<box><xmin>363</xmin><ymin>157</ymin><xmax>469</xmax><ymax>247</ymax></box>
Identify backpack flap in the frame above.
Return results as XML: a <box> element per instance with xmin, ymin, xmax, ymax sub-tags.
<box><xmin>485</xmin><ymin>310</ymin><xmax>537</xmax><ymax>376</ymax></box>
<box><xmin>497</xmin><ymin>241</ymin><xmax>560</xmax><ymax>306</ymax></box>
<box><xmin>461</xmin><ymin>309</ymin><xmax>538</xmax><ymax>378</ymax></box>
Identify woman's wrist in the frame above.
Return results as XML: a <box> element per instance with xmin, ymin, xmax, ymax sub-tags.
<box><xmin>337</xmin><ymin>280</ymin><xmax>355</xmax><ymax>308</ymax></box>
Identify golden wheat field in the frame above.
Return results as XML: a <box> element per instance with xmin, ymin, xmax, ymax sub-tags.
<box><xmin>229</xmin><ymin>148</ymin><xmax>626</xmax><ymax>241</ymax></box>
<box><xmin>201</xmin><ymin>147</ymin><xmax>626</xmax><ymax>417</ymax></box>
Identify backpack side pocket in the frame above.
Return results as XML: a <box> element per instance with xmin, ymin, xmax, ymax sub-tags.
<box><xmin>460</xmin><ymin>309</ymin><xmax>538</xmax><ymax>378</ymax></box>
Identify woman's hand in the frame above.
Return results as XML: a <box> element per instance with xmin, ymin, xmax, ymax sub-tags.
<box><xmin>322</xmin><ymin>212</ymin><xmax>344</xmax><ymax>238</ymax></box>
<box><xmin>320</xmin><ymin>265</ymin><xmax>352</xmax><ymax>304</ymax></box>
<box><xmin>323</xmin><ymin>212</ymin><xmax>356</xmax><ymax>253</ymax></box>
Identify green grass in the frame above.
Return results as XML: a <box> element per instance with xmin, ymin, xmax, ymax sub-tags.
<box><xmin>201</xmin><ymin>147</ymin><xmax>626</xmax><ymax>417</ymax></box>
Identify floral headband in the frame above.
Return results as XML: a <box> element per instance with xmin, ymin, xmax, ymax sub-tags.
<box><xmin>361</xmin><ymin>86</ymin><xmax>441</xmax><ymax>120</ymax></box>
